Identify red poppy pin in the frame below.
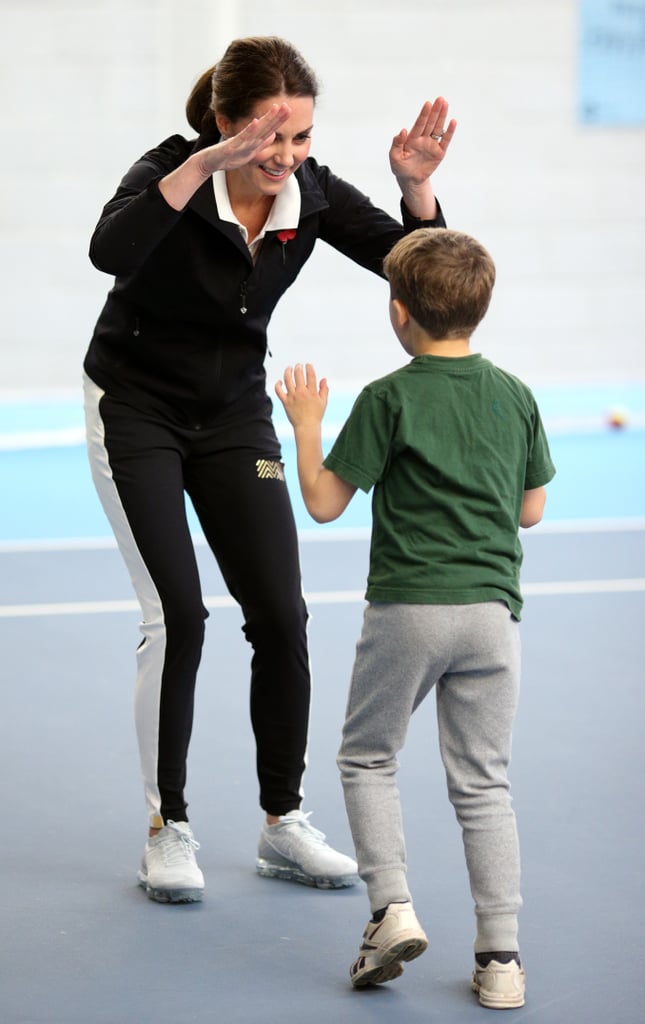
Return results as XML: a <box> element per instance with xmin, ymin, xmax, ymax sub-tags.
<box><xmin>277</xmin><ymin>229</ymin><xmax>297</xmax><ymax>263</ymax></box>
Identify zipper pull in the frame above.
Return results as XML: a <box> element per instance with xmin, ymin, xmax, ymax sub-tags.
<box><xmin>240</xmin><ymin>280</ymin><xmax>247</xmax><ymax>315</ymax></box>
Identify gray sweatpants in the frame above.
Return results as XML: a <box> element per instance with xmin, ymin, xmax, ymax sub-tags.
<box><xmin>337</xmin><ymin>601</ymin><xmax>522</xmax><ymax>954</ymax></box>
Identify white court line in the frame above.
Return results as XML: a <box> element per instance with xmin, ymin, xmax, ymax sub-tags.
<box><xmin>522</xmin><ymin>578</ymin><xmax>645</xmax><ymax>595</ymax></box>
<box><xmin>1</xmin><ymin>579</ymin><xmax>644</xmax><ymax>618</ymax></box>
<box><xmin>0</xmin><ymin>427</ymin><xmax>86</xmax><ymax>450</ymax></box>
<box><xmin>1</xmin><ymin>517</ymin><xmax>645</xmax><ymax>553</ymax></box>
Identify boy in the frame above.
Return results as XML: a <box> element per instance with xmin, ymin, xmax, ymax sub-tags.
<box><xmin>275</xmin><ymin>228</ymin><xmax>555</xmax><ymax>1009</ymax></box>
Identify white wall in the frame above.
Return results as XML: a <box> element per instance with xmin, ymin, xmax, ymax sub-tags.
<box><xmin>1</xmin><ymin>0</ymin><xmax>643</xmax><ymax>392</ymax></box>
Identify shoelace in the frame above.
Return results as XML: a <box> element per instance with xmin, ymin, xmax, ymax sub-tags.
<box><xmin>285</xmin><ymin>812</ymin><xmax>328</xmax><ymax>846</ymax></box>
<box><xmin>157</xmin><ymin>821</ymin><xmax>200</xmax><ymax>866</ymax></box>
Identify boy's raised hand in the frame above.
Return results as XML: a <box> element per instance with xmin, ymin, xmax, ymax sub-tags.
<box><xmin>275</xmin><ymin>363</ymin><xmax>356</xmax><ymax>523</ymax></box>
<box><xmin>275</xmin><ymin>363</ymin><xmax>329</xmax><ymax>428</ymax></box>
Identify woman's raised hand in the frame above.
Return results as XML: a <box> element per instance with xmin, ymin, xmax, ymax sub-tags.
<box><xmin>389</xmin><ymin>97</ymin><xmax>457</xmax><ymax>186</ymax></box>
<box><xmin>159</xmin><ymin>103</ymin><xmax>292</xmax><ymax>211</ymax></box>
<box><xmin>196</xmin><ymin>102</ymin><xmax>292</xmax><ymax>176</ymax></box>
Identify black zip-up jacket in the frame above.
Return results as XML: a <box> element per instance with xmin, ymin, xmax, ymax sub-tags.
<box><xmin>84</xmin><ymin>128</ymin><xmax>446</xmax><ymax>428</ymax></box>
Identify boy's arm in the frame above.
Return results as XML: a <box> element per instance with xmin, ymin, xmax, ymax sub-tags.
<box><xmin>520</xmin><ymin>486</ymin><xmax>547</xmax><ymax>528</ymax></box>
<box><xmin>275</xmin><ymin>364</ymin><xmax>357</xmax><ymax>524</ymax></box>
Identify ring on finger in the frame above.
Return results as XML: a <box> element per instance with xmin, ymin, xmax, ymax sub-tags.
<box><xmin>430</xmin><ymin>131</ymin><xmax>444</xmax><ymax>141</ymax></box>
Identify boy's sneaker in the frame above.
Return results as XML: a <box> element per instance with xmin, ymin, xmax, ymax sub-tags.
<box><xmin>137</xmin><ymin>820</ymin><xmax>205</xmax><ymax>903</ymax></box>
<box><xmin>256</xmin><ymin>810</ymin><xmax>359</xmax><ymax>889</ymax></box>
<box><xmin>350</xmin><ymin>901</ymin><xmax>428</xmax><ymax>988</ymax></box>
<box><xmin>472</xmin><ymin>956</ymin><xmax>526</xmax><ymax>1009</ymax></box>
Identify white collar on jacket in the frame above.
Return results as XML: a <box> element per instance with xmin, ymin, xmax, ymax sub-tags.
<box><xmin>211</xmin><ymin>171</ymin><xmax>301</xmax><ymax>248</ymax></box>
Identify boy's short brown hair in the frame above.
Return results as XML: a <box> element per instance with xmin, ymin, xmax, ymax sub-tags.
<box><xmin>383</xmin><ymin>228</ymin><xmax>496</xmax><ymax>339</ymax></box>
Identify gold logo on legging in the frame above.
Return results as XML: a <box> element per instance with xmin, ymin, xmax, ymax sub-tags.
<box><xmin>256</xmin><ymin>459</ymin><xmax>285</xmax><ymax>481</ymax></box>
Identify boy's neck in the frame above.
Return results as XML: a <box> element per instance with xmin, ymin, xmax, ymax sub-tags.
<box><xmin>412</xmin><ymin>334</ymin><xmax>472</xmax><ymax>358</ymax></box>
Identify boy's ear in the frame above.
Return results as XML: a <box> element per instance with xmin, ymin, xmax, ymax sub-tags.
<box><xmin>391</xmin><ymin>298</ymin><xmax>410</xmax><ymax>330</ymax></box>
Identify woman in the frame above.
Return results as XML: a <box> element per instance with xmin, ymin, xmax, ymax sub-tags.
<box><xmin>83</xmin><ymin>36</ymin><xmax>455</xmax><ymax>904</ymax></box>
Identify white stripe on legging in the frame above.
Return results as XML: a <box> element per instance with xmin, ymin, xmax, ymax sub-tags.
<box><xmin>82</xmin><ymin>374</ymin><xmax>165</xmax><ymax>824</ymax></box>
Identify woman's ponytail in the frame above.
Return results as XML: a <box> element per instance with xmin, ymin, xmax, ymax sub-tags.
<box><xmin>185</xmin><ymin>66</ymin><xmax>216</xmax><ymax>133</ymax></box>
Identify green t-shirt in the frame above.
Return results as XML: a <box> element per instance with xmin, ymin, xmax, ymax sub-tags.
<box><xmin>323</xmin><ymin>354</ymin><xmax>556</xmax><ymax>619</ymax></box>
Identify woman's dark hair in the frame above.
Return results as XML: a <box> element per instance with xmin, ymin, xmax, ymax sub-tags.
<box><xmin>186</xmin><ymin>36</ymin><xmax>319</xmax><ymax>133</ymax></box>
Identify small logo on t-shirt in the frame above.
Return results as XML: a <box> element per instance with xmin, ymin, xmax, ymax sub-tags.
<box><xmin>491</xmin><ymin>400</ymin><xmax>508</xmax><ymax>420</ymax></box>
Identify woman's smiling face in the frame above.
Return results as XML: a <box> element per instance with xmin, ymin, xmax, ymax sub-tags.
<box><xmin>219</xmin><ymin>94</ymin><xmax>314</xmax><ymax>197</ymax></box>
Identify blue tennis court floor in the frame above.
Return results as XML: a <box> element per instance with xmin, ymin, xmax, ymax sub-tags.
<box><xmin>0</xmin><ymin>384</ymin><xmax>643</xmax><ymax>1023</ymax></box>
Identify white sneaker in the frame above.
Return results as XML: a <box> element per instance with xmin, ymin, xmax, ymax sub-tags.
<box><xmin>256</xmin><ymin>810</ymin><xmax>358</xmax><ymax>889</ymax></box>
<box><xmin>472</xmin><ymin>957</ymin><xmax>526</xmax><ymax>1008</ymax></box>
<box><xmin>350</xmin><ymin>901</ymin><xmax>428</xmax><ymax>987</ymax></box>
<box><xmin>137</xmin><ymin>820</ymin><xmax>205</xmax><ymax>903</ymax></box>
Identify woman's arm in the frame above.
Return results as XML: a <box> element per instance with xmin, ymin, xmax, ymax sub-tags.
<box><xmin>88</xmin><ymin>137</ymin><xmax>188</xmax><ymax>276</ymax></box>
<box><xmin>158</xmin><ymin>103</ymin><xmax>292</xmax><ymax>211</ymax></box>
<box><xmin>89</xmin><ymin>104</ymin><xmax>292</xmax><ymax>276</ymax></box>
<box><xmin>313</xmin><ymin>159</ymin><xmax>446</xmax><ymax>278</ymax></box>
<box><xmin>311</xmin><ymin>100</ymin><xmax>453</xmax><ymax>276</ymax></box>
<box><xmin>389</xmin><ymin>97</ymin><xmax>457</xmax><ymax>219</ymax></box>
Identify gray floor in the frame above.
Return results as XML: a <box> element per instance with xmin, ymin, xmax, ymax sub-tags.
<box><xmin>1</xmin><ymin>528</ymin><xmax>643</xmax><ymax>1023</ymax></box>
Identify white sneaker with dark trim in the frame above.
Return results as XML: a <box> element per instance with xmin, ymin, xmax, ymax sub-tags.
<box><xmin>350</xmin><ymin>901</ymin><xmax>428</xmax><ymax>987</ymax></box>
<box><xmin>137</xmin><ymin>820</ymin><xmax>205</xmax><ymax>903</ymax></box>
<box><xmin>472</xmin><ymin>958</ymin><xmax>526</xmax><ymax>1009</ymax></box>
<box><xmin>256</xmin><ymin>810</ymin><xmax>358</xmax><ymax>889</ymax></box>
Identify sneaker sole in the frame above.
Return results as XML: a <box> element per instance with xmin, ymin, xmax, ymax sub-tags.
<box><xmin>351</xmin><ymin>935</ymin><xmax>428</xmax><ymax>988</ymax></box>
<box><xmin>351</xmin><ymin>959</ymin><xmax>405</xmax><ymax>987</ymax></box>
<box><xmin>256</xmin><ymin>857</ymin><xmax>358</xmax><ymax>890</ymax></box>
<box><xmin>137</xmin><ymin>873</ymin><xmax>204</xmax><ymax>904</ymax></box>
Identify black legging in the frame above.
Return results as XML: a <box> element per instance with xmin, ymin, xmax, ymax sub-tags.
<box><xmin>86</xmin><ymin>381</ymin><xmax>310</xmax><ymax>824</ymax></box>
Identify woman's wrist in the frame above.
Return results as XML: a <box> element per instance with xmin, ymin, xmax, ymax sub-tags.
<box><xmin>158</xmin><ymin>153</ymin><xmax>213</xmax><ymax>211</ymax></box>
<box><xmin>397</xmin><ymin>178</ymin><xmax>437</xmax><ymax>221</ymax></box>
